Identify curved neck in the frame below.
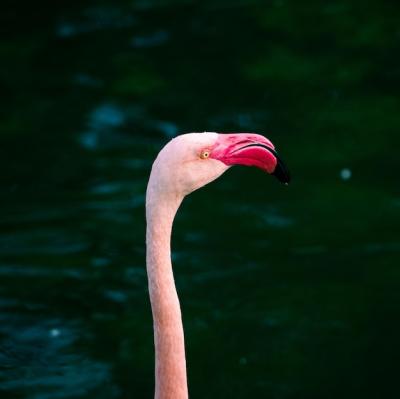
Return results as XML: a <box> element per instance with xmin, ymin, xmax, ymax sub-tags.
<box><xmin>146</xmin><ymin>180</ymin><xmax>187</xmax><ymax>399</ymax></box>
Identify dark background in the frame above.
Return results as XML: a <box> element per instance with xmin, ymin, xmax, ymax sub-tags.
<box><xmin>1</xmin><ymin>0</ymin><xmax>400</xmax><ymax>398</ymax></box>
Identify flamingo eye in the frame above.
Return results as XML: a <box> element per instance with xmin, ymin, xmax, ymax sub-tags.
<box><xmin>200</xmin><ymin>149</ymin><xmax>210</xmax><ymax>159</ymax></box>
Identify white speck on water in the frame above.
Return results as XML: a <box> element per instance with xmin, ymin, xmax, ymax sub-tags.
<box><xmin>49</xmin><ymin>328</ymin><xmax>61</xmax><ymax>338</ymax></box>
<box><xmin>340</xmin><ymin>168</ymin><xmax>352</xmax><ymax>180</ymax></box>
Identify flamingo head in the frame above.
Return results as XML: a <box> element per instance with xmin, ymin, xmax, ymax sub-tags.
<box><xmin>148</xmin><ymin>132</ymin><xmax>290</xmax><ymax>198</ymax></box>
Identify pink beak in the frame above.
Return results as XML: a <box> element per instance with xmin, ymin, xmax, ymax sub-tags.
<box><xmin>210</xmin><ymin>133</ymin><xmax>290</xmax><ymax>184</ymax></box>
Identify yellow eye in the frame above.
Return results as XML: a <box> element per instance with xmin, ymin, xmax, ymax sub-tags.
<box><xmin>200</xmin><ymin>149</ymin><xmax>210</xmax><ymax>159</ymax></box>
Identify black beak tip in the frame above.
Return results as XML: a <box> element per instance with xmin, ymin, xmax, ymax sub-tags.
<box><xmin>272</xmin><ymin>159</ymin><xmax>291</xmax><ymax>185</ymax></box>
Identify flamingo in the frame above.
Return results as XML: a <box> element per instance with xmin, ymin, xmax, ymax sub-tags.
<box><xmin>146</xmin><ymin>132</ymin><xmax>290</xmax><ymax>399</ymax></box>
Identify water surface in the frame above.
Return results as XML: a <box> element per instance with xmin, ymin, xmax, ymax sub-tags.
<box><xmin>1</xmin><ymin>1</ymin><xmax>400</xmax><ymax>398</ymax></box>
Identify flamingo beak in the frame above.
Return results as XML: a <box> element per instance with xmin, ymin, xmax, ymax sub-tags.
<box><xmin>211</xmin><ymin>133</ymin><xmax>290</xmax><ymax>184</ymax></box>
<box><xmin>266</xmin><ymin>146</ymin><xmax>291</xmax><ymax>185</ymax></box>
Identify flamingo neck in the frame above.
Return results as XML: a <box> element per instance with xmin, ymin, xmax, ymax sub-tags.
<box><xmin>146</xmin><ymin>182</ymin><xmax>188</xmax><ymax>399</ymax></box>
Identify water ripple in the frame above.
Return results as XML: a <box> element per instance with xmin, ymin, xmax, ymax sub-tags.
<box><xmin>0</xmin><ymin>319</ymin><xmax>116</xmax><ymax>399</ymax></box>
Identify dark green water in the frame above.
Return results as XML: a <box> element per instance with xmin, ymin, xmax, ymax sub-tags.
<box><xmin>1</xmin><ymin>1</ymin><xmax>400</xmax><ymax>398</ymax></box>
